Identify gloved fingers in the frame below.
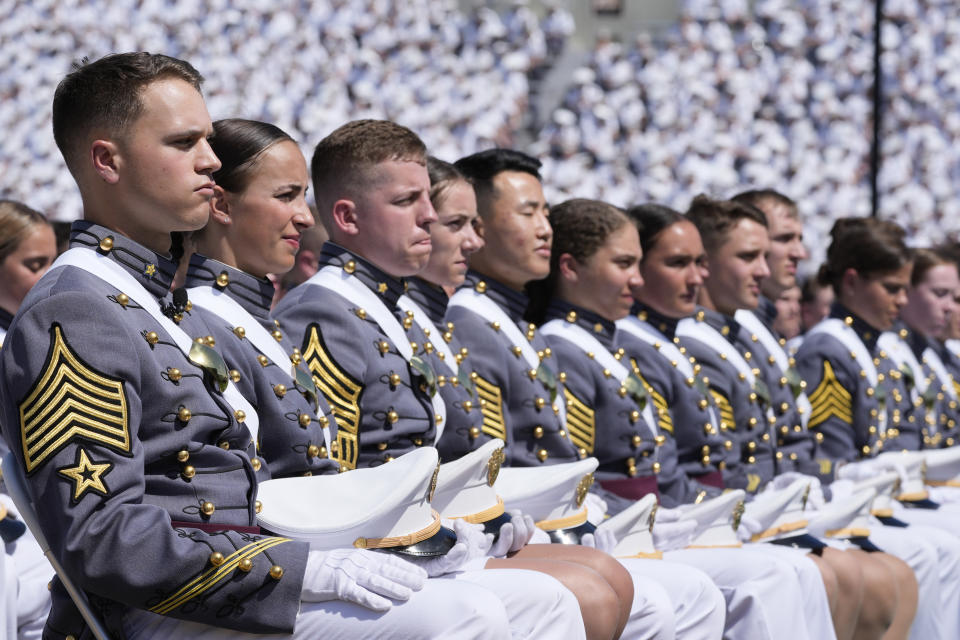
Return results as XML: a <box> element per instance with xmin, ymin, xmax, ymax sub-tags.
<box><xmin>598</xmin><ymin>528</ymin><xmax>617</xmax><ymax>553</ymax></box>
<box><xmin>580</xmin><ymin>533</ymin><xmax>597</xmax><ymax>548</ymax></box>
<box><xmin>346</xmin><ymin>582</ymin><xmax>395</xmax><ymax>612</ymax></box>
<box><xmin>369</xmin><ymin>553</ymin><xmax>428</xmax><ymax>589</ymax></box>
<box><xmin>356</xmin><ymin>566</ymin><xmax>418</xmax><ymax>603</ymax></box>
<box><xmin>489</xmin><ymin>522</ymin><xmax>515</xmax><ymax>557</ymax></box>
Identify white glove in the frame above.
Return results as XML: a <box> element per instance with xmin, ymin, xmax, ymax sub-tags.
<box><xmin>581</xmin><ymin>527</ymin><xmax>618</xmax><ymax>554</ymax></box>
<box><xmin>530</xmin><ymin>527</ymin><xmax>551</xmax><ymax>544</ymax></box>
<box><xmin>408</xmin><ymin>519</ymin><xmax>487</xmax><ymax>577</ymax></box>
<box><xmin>928</xmin><ymin>486</ymin><xmax>960</xmax><ymax>505</ymax></box>
<box><xmin>489</xmin><ymin>510</ymin><xmax>536</xmax><ymax>557</ymax></box>
<box><xmin>766</xmin><ymin>473</ymin><xmax>825</xmax><ymax>509</ymax></box>
<box><xmin>301</xmin><ymin>548</ymin><xmax>427</xmax><ymax>611</ymax></box>
<box><xmin>736</xmin><ymin>514</ymin><xmax>762</xmax><ymax>543</ymax></box>
<box><xmin>584</xmin><ymin>491</ymin><xmax>609</xmax><ymax>524</ymax></box>
<box><xmin>837</xmin><ymin>459</ymin><xmax>908</xmax><ymax>486</ymax></box>
<box><xmin>652</xmin><ymin>519</ymin><xmax>697</xmax><ymax>551</ymax></box>
<box><xmin>653</xmin><ymin>505</ymin><xmax>681</xmax><ymax>523</ymax></box>
<box><xmin>826</xmin><ymin>479</ymin><xmax>856</xmax><ymax>502</ymax></box>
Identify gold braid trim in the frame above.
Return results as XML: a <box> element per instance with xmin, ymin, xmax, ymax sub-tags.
<box><xmin>456</xmin><ymin>497</ymin><xmax>506</xmax><ymax>524</ymax></box>
<box><xmin>750</xmin><ymin>519</ymin><xmax>808</xmax><ymax>542</ymax></box>
<box><xmin>535</xmin><ymin>507</ymin><xmax>588</xmax><ymax>531</ymax></box>
<box><xmin>826</xmin><ymin>527</ymin><xmax>871</xmax><ymax>538</ymax></box>
<box><xmin>354</xmin><ymin>510</ymin><xmax>441</xmax><ymax>549</ymax></box>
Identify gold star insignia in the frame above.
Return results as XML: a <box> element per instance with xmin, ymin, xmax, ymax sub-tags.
<box><xmin>145</xmin><ymin>264</ymin><xmax>157</xmax><ymax>276</ymax></box>
<box><xmin>377</xmin><ymin>283</ymin><xmax>388</xmax><ymax>293</ymax></box>
<box><xmin>57</xmin><ymin>448</ymin><xmax>112</xmax><ymax>501</ymax></box>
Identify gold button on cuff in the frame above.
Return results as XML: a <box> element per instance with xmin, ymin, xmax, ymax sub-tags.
<box><xmin>270</xmin><ymin>565</ymin><xmax>284</xmax><ymax>580</ymax></box>
<box><xmin>238</xmin><ymin>558</ymin><xmax>253</xmax><ymax>572</ymax></box>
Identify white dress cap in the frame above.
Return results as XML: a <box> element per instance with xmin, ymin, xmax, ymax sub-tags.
<box><xmin>496</xmin><ymin>458</ymin><xmax>599</xmax><ymax>532</ymax></box>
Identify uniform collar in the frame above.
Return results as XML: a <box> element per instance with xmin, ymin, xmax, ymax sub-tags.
<box><xmin>544</xmin><ymin>300</ymin><xmax>617</xmax><ymax>351</ymax></box>
<box><xmin>460</xmin><ymin>270</ymin><xmax>529</xmax><ymax>322</ymax></box>
<box><xmin>318</xmin><ymin>243</ymin><xmax>406</xmax><ymax>309</ymax></box>
<box><xmin>894</xmin><ymin>321</ymin><xmax>929</xmax><ymax>360</ymax></box>
<box><xmin>185</xmin><ymin>254</ymin><xmax>275</xmax><ymax>324</ymax></box>
<box><xmin>829</xmin><ymin>303</ymin><xmax>881</xmax><ymax>351</ymax></box>
<box><xmin>630</xmin><ymin>301</ymin><xmax>679</xmax><ymax>339</ymax></box>
<box><xmin>693</xmin><ymin>306</ymin><xmax>740</xmax><ymax>344</ymax></box>
<box><xmin>754</xmin><ymin>296</ymin><xmax>778</xmax><ymax>333</ymax></box>
<box><xmin>0</xmin><ymin>307</ymin><xmax>12</xmax><ymax>331</ymax></box>
<box><xmin>405</xmin><ymin>277</ymin><xmax>449</xmax><ymax>325</ymax></box>
<box><xmin>69</xmin><ymin>221</ymin><xmax>176</xmax><ymax>298</ymax></box>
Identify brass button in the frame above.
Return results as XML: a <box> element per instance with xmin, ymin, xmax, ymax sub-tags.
<box><xmin>274</xmin><ymin>384</ymin><xmax>287</xmax><ymax>398</ymax></box>
<box><xmin>216</xmin><ymin>272</ymin><xmax>229</xmax><ymax>287</ymax></box>
<box><xmin>534</xmin><ymin>397</ymin><xmax>546</xmax><ymax>410</ymax></box>
<box><xmin>209</xmin><ymin>551</ymin><xmax>225</xmax><ymax>566</ymax></box>
<box><xmin>652</xmin><ymin>462</ymin><xmax>661</xmax><ymax>473</ymax></box>
<box><xmin>308</xmin><ymin>445</ymin><xmax>320</xmax><ymax>458</ymax></box>
<box><xmin>182</xmin><ymin>465</ymin><xmax>195</xmax><ymax>479</ymax></box>
<box><xmin>255</xmin><ymin>500</ymin><xmax>263</xmax><ymax>514</ymax></box>
<box><xmin>177</xmin><ymin>449</ymin><xmax>189</xmax><ymax>462</ymax></box>
<box><xmin>462</xmin><ymin>400</ymin><xmax>473</xmax><ymax>412</ymax></box>
<box><xmin>578</xmin><ymin>447</ymin><xmax>587</xmax><ymax>459</ymax></box>
<box><xmin>234</xmin><ymin>410</ymin><xmax>246</xmax><ymax>423</ymax></box>
<box><xmin>536</xmin><ymin>448</ymin><xmax>548</xmax><ymax>462</ymax></box>
<box><xmin>724</xmin><ymin>440</ymin><xmax>733</xmax><ymax>450</ymax></box>
<box><xmin>233</xmin><ymin>326</ymin><xmax>246</xmax><ymax>339</ymax></box>
<box><xmin>566</xmin><ymin>311</ymin><xmax>577</xmax><ymax>322</ymax></box>
<box><xmin>238</xmin><ymin>558</ymin><xmax>253</xmax><ymax>572</ymax></box>
<box><xmin>344</xmin><ymin>260</ymin><xmax>356</xmax><ymax>274</ymax></box>
<box><xmin>167</xmin><ymin>367</ymin><xmax>182</xmax><ymax>382</ymax></box>
<box><xmin>355</xmin><ymin>308</ymin><xmax>368</xmax><ymax>320</ymax></box>
<box><xmin>251</xmin><ymin>458</ymin><xmax>262</xmax><ymax>471</ymax></box>
<box><xmin>654</xmin><ymin>435</ymin><xmax>666</xmax><ymax>446</ymax></box>
<box><xmin>318</xmin><ymin>416</ymin><xmax>329</xmax><ymax>427</ymax></box>
<box><xmin>299</xmin><ymin>414</ymin><xmax>312</xmax><ymax>427</ymax></box>
<box><xmin>630</xmin><ymin>410</ymin><xmax>640</xmax><ymax>423</ymax></box>
<box><xmin>469</xmin><ymin>427</ymin><xmax>480</xmax><ymax>439</ymax></box>
<box><xmin>474</xmin><ymin>281</ymin><xmax>487</xmax><ymax>293</ymax></box>
<box><xmin>219</xmin><ymin>441</ymin><xmax>230</xmax><ymax>450</ymax></box>
<box><xmin>229</xmin><ymin>369</ymin><xmax>241</xmax><ymax>383</ymax></box>
<box><xmin>115</xmin><ymin>293</ymin><xmax>129</xmax><ymax>307</ymax></box>
<box><xmin>387</xmin><ymin>411</ymin><xmax>399</xmax><ymax>424</ymax></box>
<box><xmin>98</xmin><ymin>236</ymin><xmax>114</xmax><ymax>251</ymax></box>
<box><xmin>201</xmin><ymin>501</ymin><xmax>215</xmax><ymax>516</ymax></box>
<box><xmin>533</xmin><ymin>426</ymin><xmax>544</xmax><ymax>439</ymax></box>
<box><xmin>270</xmin><ymin>565</ymin><xmax>284</xmax><ymax>580</ymax></box>
<box><xmin>145</xmin><ymin>331</ymin><xmax>159</xmax><ymax>345</ymax></box>
<box><xmin>389</xmin><ymin>373</ymin><xmax>402</xmax><ymax>386</ymax></box>
<box><xmin>378</xmin><ymin>341</ymin><xmax>390</xmax><ymax>354</ymax></box>
<box><xmin>257</xmin><ymin>355</ymin><xmax>269</xmax><ymax>367</ymax></box>
<box><xmin>177</xmin><ymin>408</ymin><xmax>191</xmax><ymax>423</ymax></box>
<box><xmin>631</xmin><ymin>434</ymin><xmax>642</xmax><ymax>447</ymax></box>
<box><xmin>271</xmin><ymin>330</ymin><xmax>283</xmax><ymax>341</ymax></box>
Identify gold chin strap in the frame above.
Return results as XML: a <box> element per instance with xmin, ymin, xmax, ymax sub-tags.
<box><xmin>927</xmin><ymin>479</ymin><xmax>960</xmax><ymax>487</ymax></box>
<box><xmin>750</xmin><ymin>518</ymin><xmax>808</xmax><ymax>543</ymax></box>
<box><xmin>353</xmin><ymin>510</ymin><xmax>442</xmax><ymax>549</ymax></box>
<box><xmin>535</xmin><ymin>507</ymin><xmax>588</xmax><ymax>531</ymax></box>
<box><xmin>896</xmin><ymin>490</ymin><xmax>931</xmax><ymax>501</ymax></box>
<box><xmin>460</xmin><ymin>497</ymin><xmax>505</xmax><ymax>524</ymax></box>
<box><xmin>825</xmin><ymin>527</ymin><xmax>871</xmax><ymax>538</ymax></box>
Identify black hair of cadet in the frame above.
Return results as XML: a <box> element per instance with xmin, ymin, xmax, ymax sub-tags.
<box><xmin>817</xmin><ymin>217</ymin><xmax>911</xmax><ymax>292</ymax></box>
<box><xmin>454</xmin><ymin>149</ymin><xmax>542</xmax><ymax>217</ymax></box>
<box><xmin>625</xmin><ymin>203</ymin><xmax>686</xmax><ymax>259</ymax></box>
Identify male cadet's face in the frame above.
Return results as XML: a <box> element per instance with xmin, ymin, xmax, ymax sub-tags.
<box><xmin>846</xmin><ymin>263</ymin><xmax>912</xmax><ymax>331</ymax></box>
<box><xmin>904</xmin><ymin>264</ymin><xmax>960</xmax><ymax>336</ymax></box>
<box><xmin>224</xmin><ymin>140</ymin><xmax>313</xmax><ymax>278</ymax></box>
<box><xmin>115</xmin><ymin>79</ymin><xmax>220</xmax><ymax>239</ymax></box>
<box><xmin>478</xmin><ymin>171</ymin><xmax>551</xmax><ymax>290</ymax></box>
<box><xmin>761</xmin><ymin>203</ymin><xmax>807</xmax><ymax>298</ymax></box>
<box><xmin>773</xmin><ymin>286</ymin><xmax>802</xmax><ymax>339</ymax></box>
<box><xmin>421</xmin><ymin>180</ymin><xmax>484</xmax><ymax>288</ymax></box>
<box><xmin>567</xmin><ymin>223</ymin><xmax>643</xmax><ymax>322</ymax></box>
<box><xmin>704</xmin><ymin>218</ymin><xmax>770</xmax><ymax>315</ymax></box>
<box><xmin>635</xmin><ymin>220</ymin><xmax>708</xmax><ymax>319</ymax></box>
<box><xmin>353</xmin><ymin>159</ymin><xmax>436</xmax><ymax>277</ymax></box>
<box><xmin>0</xmin><ymin>223</ymin><xmax>57</xmax><ymax>314</ymax></box>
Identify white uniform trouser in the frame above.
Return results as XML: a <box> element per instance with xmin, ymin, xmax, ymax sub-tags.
<box><xmin>745</xmin><ymin>544</ymin><xmax>836</xmax><ymax>640</ymax></box>
<box><xmin>618</xmin><ymin>558</ymin><xmax>725</xmax><ymax>640</ymax></box>
<box><xmin>883</xmin><ymin>505</ymin><xmax>960</xmax><ymax>639</ymax></box>
<box><xmin>666</xmin><ymin>546</ymin><xmax>827</xmax><ymax>640</ymax></box>
<box><xmin>1</xmin><ymin>495</ymin><xmax>52</xmax><ymax>640</ymax></box>
<box><xmin>869</xmin><ymin>524</ymin><xmax>944</xmax><ymax>640</ymax></box>
<box><xmin>124</xmin><ymin>570</ymin><xmax>530</xmax><ymax>639</ymax></box>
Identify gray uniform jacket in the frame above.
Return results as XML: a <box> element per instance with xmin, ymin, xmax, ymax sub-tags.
<box><xmin>271</xmin><ymin>244</ymin><xmax>437</xmax><ymax>470</ymax></box>
<box><xmin>0</xmin><ymin>223</ymin><xmax>307</xmax><ymax>638</ymax></box>
<box><xmin>185</xmin><ymin>255</ymin><xmax>340</xmax><ymax>479</ymax></box>
<box><xmin>442</xmin><ymin>272</ymin><xmax>579</xmax><ymax>468</ymax></box>
<box><xmin>617</xmin><ymin>304</ymin><xmax>729</xmax><ymax>503</ymax></box>
<box><xmin>678</xmin><ymin>307</ymin><xmax>777</xmax><ymax>493</ymax></box>
<box><xmin>794</xmin><ymin>305</ymin><xmax>908</xmax><ymax>463</ymax></box>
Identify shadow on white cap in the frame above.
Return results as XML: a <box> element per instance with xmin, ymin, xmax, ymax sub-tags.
<box><xmin>746</xmin><ymin>479</ymin><xmax>823</xmax><ymax>549</ymax></box>
<box><xmin>878</xmin><ymin>451</ymin><xmax>938</xmax><ymax>507</ymax></box>
<box><xmin>680</xmin><ymin>490</ymin><xmax>746</xmax><ymax>549</ymax></box>
<box><xmin>255</xmin><ymin>447</ymin><xmax>456</xmax><ymax>557</ymax></box>
<box><xmin>808</xmin><ymin>487</ymin><xmax>877</xmax><ymax>541</ymax></box>
<box><xmin>923</xmin><ymin>447</ymin><xmax>960</xmax><ymax>487</ymax></box>
<box><xmin>496</xmin><ymin>458</ymin><xmax>600</xmax><ymax>544</ymax></box>
<box><xmin>599</xmin><ymin>494</ymin><xmax>661</xmax><ymax>558</ymax></box>
<box><xmin>850</xmin><ymin>470</ymin><xmax>902</xmax><ymax>519</ymax></box>
<box><xmin>433</xmin><ymin>439</ymin><xmax>512</xmax><ymax>536</ymax></box>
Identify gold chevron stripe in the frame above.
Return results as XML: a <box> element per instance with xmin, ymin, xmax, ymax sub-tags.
<box><xmin>630</xmin><ymin>364</ymin><xmax>674</xmax><ymax>434</ymax></box>
<box><xmin>150</xmin><ymin>537</ymin><xmax>290</xmax><ymax>615</ymax></box>
<box><xmin>710</xmin><ymin>390</ymin><xmax>735</xmax><ymax>431</ymax></box>
<box><xmin>475</xmin><ymin>375</ymin><xmax>507</xmax><ymax>440</ymax></box>
<box><xmin>19</xmin><ymin>325</ymin><xmax>129</xmax><ymax>472</ymax></box>
<box><xmin>808</xmin><ymin>360</ymin><xmax>852</xmax><ymax>428</ymax></box>
<box><xmin>302</xmin><ymin>325</ymin><xmax>362</xmax><ymax>470</ymax></box>
<box><xmin>564</xmin><ymin>388</ymin><xmax>595</xmax><ymax>453</ymax></box>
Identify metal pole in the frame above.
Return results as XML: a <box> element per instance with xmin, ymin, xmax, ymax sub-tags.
<box><xmin>871</xmin><ymin>0</ymin><xmax>883</xmax><ymax>217</ymax></box>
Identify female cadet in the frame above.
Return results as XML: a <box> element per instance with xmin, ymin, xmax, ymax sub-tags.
<box><xmin>0</xmin><ymin>199</ymin><xmax>56</xmax><ymax>638</ymax></box>
<box><xmin>525</xmin><ymin>197</ymin><xmax>847</xmax><ymax>640</ymax></box>
<box><xmin>186</xmin><ymin>122</ymin><xmax>596</xmax><ymax>640</ymax></box>
<box><xmin>0</xmin><ymin>200</ymin><xmax>57</xmax><ymax>345</ymax></box>
<box><xmin>794</xmin><ymin>218</ymin><xmax>960</xmax><ymax>639</ymax></box>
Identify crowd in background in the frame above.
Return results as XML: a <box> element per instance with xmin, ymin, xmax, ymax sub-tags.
<box><xmin>4</xmin><ymin>0</ymin><xmax>960</xmax><ymax>268</ymax></box>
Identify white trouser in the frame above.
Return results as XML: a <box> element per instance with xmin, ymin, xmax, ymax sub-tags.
<box><xmin>123</xmin><ymin>574</ymin><xmax>514</xmax><ymax>639</ymax></box>
<box><xmin>618</xmin><ymin>558</ymin><xmax>725</xmax><ymax>640</ymax></box>
<box><xmin>869</xmin><ymin>524</ymin><xmax>944</xmax><ymax>640</ymax></box>
<box><xmin>745</xmin><ymin>544</ymin><xmax>836</xmax><ymax>640</ymax></box>
<box><xmin>884</xmin><ymin>506</ymin><xmax>960</xmax><ymax>639</ymax></box>
<box><xmin>666</xmin><ymin>546</ymin><xmax>825</xmax><ymax>640</ymax></box>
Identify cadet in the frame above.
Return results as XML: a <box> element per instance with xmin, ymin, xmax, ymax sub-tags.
<box><xmin>0</xmin><ymin>200</ymin><xmax>57</xmax><ymax>348</ymax></box>
<box><xmin>794</xmin><ymin>217</ymin><xmax>960</xmax><ymax>639</ymax></box>
<box><xmin>270</xmin><ymin>119</ymin><xmax>606</xmax><ymax>640</ymax></box>
<box><xmin>447</xmin><ymin>148</ymin><xmax>740</xmax><ymax>640</ymax></box>
<box><xmin>0</xmin><ymin>52</ymin><xmax>511</xmax><ymax>639</ymax></box>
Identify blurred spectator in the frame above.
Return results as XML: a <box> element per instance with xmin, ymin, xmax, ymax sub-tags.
<box><xmin>773</xmin><ymin>285</ymin><xmax>802</xmax><ymax>339</ymax></box>
<box><xmin>799</xmin><ymin>274</ymin><xmax>835</xmax><ymax>333</ymax></box>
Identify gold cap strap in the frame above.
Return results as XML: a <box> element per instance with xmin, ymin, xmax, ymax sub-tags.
<box><xmin>896</xmin><ymin>491</ymin><xmax>930</xmax><ymax>501</ymax></box>
<box><xmin>750</xmin><ymin>518</ymin><xmax>808</xmax><ymax>542</ymax></box>
<box><xmin>535</xmin><ymin>507</ymin><xmax>588</xmax><ymax>531</ymax></box>
<box><xmin>458</xmin><ymin>496</ymin><xmax>505</xmax><ymax>524</ymax></box>
<box><xmin>354</xmin><ymin>510</ymin><xmax>442</xmax><ymax>549</ymax></box>
<box><xmin>927</xmin><ymin>479</ymin><xmax>960</xmax><ymax>487</ymax></box>
<box><xmin>825</xmin><ymin>527</ymin><xmax>871</xmax><ymax>538</ymax></box>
